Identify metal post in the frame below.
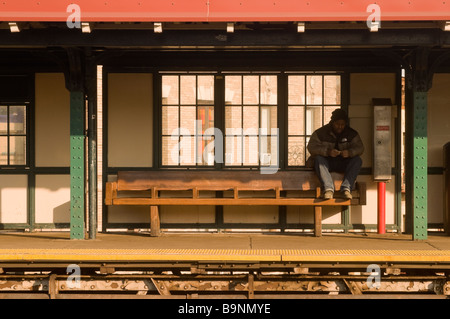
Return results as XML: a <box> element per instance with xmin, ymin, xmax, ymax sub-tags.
<box><xmin>377</xmin><ymin>181</ymin><xmax>386</xmax><ymax>234</ymax></box>
<box><xmin>70</xmin><ymin>91</ymin><xmax>86</xmax><ymax>240</ymax></box>
<box><xmin>404</xmin><ymin>47</ymin><xmax>433</xmax><ymax>240</ymax></box>
<box><xmin>445</xmin><ymin>142</ymin><xmax>450</xmax><ymax>235</ymax></box>
<box><xmin>412</xmin><ymin>91</ymin><xmax>428</xmax><ymax>240</ymax></box>
<box><xmin>88</xmin><ymin>92</ymin><xmax>97</xmax><ymax>239</ymax></box>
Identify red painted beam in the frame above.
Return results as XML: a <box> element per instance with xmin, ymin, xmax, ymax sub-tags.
<box><xmin>0</xmin><ymin>0</ymin><xmax>448</xmax><ymax>22</ymax></box>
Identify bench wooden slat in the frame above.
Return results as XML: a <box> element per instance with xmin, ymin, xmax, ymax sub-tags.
<box><xmin>117</xmin><ymin>170</ymin><xmax>347</xmax><ymax>191</ymax></box>
<box><xmin>112</xmin><ymin>197</ymin><xmax>355</xmax><ymax>206</ymax></box>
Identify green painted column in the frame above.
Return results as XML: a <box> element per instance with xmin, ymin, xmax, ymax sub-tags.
<box><xmin>70</xmin><ymin>91</ymin><xmax>85</xmax><ymax>240</ymax></box>
<box><xmin>412</xmin><ymin>91</ymin><xmax>428</xmax><ymax>240</ymax></box>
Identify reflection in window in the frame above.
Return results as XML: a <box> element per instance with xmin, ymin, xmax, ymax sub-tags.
<box><xmin>161</xmin><ymin>74</ymin><xmax>215</xmax><ymax>166</ymax></box>
<box><xmin>0</xmin><ymin>105</ymin><xmax>27</xmax><ymax>166</ymax></box>
<box><xmin>287</xmin><ymin>75</ymin><xmax>341</xmax><ymax>166</ymax></box>
<box><xmin>225</xmin><ymin>75</ymin><xmax>278</xmax><ymax>167</ymax></box>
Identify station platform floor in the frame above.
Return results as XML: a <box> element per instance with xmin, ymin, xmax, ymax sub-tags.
<box><xmin>0</xmin><ymin>230</ymin><xmax>450</xmax><ymax>263</ymax></box>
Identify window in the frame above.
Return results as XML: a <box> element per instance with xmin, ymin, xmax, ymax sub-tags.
<box><xmin>287</xmin><ymin>74</ymin><xmax>341</xmax><ymax>166</ymax></box>
<box><xmin>160</xmin><ymin>72</ymin><xmax>341</xmax><ymax>169</ymax></box>
<box><xmin>161</xmin><ymin>74</ymin><xmax>215</xmax><ymax>166</ymax></box>
<box><xmin>224</xmin><ymin>74</ymin><xmax>278</xmax><ymax>167</ymax></box>
<box><xmin>0</xmin><ymin>104</ymin><xmax>27</xmax><ymax>166</ymax></box>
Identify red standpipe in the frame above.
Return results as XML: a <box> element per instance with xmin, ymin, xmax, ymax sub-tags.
<box><xmin>377</xmin><ymin>181</ymin><xmax>386</xmax><ymax>234</ymax></box>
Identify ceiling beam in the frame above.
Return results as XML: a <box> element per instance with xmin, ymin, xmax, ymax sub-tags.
<box><xmin>0</xmin><ymin>28</ymin><xmax>448</xmax><ymax>49</ymax></box>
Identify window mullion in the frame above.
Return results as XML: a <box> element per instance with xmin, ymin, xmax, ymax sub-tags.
<box><xmin>177</xmin><ymin>76</ymin><xmax>181</xmax><ymax>166</ymax></box>
<box><xmin>7</xmin><ymin>105</ymin><xmax>10</xmax><ymax>166</ymax></box>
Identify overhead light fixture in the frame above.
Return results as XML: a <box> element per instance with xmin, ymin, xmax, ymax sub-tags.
<box><xmin>441</xmin><ymin>21</ymin><xmax>450</xmax><ymax>31</ymax></box>
<box><xmin>297</xmin><ymin>22</ymin><xmax>305</xmax><ymax>33</ymax></box>
<box><xmin>154</xmin><ymin>22</ymin><xmax>163</xmax><ymax>33</ymax></box>
<box><xmin>81</xmin><ymin>22</ymin><xmax>91</xmax><ymax>33</ymax></box>
<box><xmin>227</xmin><ymin>23</ymin><xmax>234</xmax><ymax>33</ymax></box>
<box><xmin>8</xmin><ymin>22</ymin><xmax>20</xmax><ymax>33</ymax></box>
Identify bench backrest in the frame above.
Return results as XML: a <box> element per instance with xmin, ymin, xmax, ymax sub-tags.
<box><xmin>117</xmin><ymin>170</ymin><xmax>346</xmax><ymax>192</ymax></box>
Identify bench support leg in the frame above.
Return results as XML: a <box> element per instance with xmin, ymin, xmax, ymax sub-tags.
<box><xmin>314</xmin><ymin>206</ymin><xmax>322</xmax><ymax>237</ymax></box>
<box><xmin>150</xmin><ymin>206</ymin><xmax>161</xmax><ymax>237</ymax></box>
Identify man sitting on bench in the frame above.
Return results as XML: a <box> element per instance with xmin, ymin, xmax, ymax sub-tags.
<box><xmin>306</xmin><ymin>109</ymin><xmax>364</xmax><ymax>200</ymax></box>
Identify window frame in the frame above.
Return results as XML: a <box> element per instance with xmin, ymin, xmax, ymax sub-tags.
<box><xmin>286</xmin><ymin>73</ymin><xmax>343</xmax><ymax>167</ymax></box>
<box><xmin>160</xmin><ymin>72</ymin><xmax>217</xmax><ymax>168</ymax></box>
<box><xmin>223</xmin><ymin>73</ymin><xmax>279</xmax><ymax>169</ymax></box>
<box><xmin>0</xmin><ymin>102</ymin><xmax>30</xmax><ymax>168</ymax></box>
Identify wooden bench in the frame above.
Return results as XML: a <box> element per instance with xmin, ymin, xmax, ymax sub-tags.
<box><xmin>105</xmin><ymin>170</ymin><xmax>366</xmax><ymax>237</ymax></box>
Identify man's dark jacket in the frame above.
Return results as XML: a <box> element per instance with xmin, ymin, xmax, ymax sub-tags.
<box><xmin>306</xmin><ymin>123</ymin><xmax>364</xmax><ymax>167</ymax></box>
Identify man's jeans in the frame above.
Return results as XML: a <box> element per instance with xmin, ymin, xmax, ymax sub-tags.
<box><xmin>314</xmin><ymin>155</ymin><xmax>362</xmax><ymax>192</ymax></box>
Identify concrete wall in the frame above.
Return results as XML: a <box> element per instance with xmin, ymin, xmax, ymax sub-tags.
<box><xmin>107</xmin><ymin>73</ymin><xmax>153</xmax><ymax>167</ymax></box>
<box><xmin>0</xmin><ymin>175</ymin><xmax>27</xmax><ymax>224</ymax></box>
<box><xmin>428</xmin><ymin>73</ymin><xmax>450</xmax><ymax>224</ymax></box>
<box><xmin>34</xmin><ymin>73</ymin><xmax>71</xmax><ymax>225</ymax></box>
<box><xmin>35</xmin><ymin>73</ymin><xmax>70</xmax><ymax>167</ymax></box>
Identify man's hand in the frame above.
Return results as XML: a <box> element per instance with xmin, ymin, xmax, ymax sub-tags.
<box><xmin>341</xmin><ymin>150</ymin><xmax>350</xmax><ymax>158</ymax></box>
<box><xmin>328</xmin><ymin>149</ymin><xmax>341</xmax><ymax>157</ymax></box>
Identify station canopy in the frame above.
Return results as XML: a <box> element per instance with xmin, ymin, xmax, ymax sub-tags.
<box><xmin>0</xmin><ymin>0</ymin><xmax>448</xmax><ymax>22</ymax></box>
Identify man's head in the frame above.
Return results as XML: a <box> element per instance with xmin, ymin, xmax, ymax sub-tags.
<box><xmin>330</xmin><ymin>109</ymin><xmax>348</xmax><ymax>135</ymax></box>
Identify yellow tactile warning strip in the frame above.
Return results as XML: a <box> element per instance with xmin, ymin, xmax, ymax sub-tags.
<box><xmin>1</xmin><ymin>248</ymin><xmax>450</xmax><ymax>263</ymax></box>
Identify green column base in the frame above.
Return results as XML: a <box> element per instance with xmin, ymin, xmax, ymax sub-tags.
<box><xmin>70</xmin><ymin>91</ymin><xmax>85</xmax><ymax>240</ymax></box>
<box><xmin>412</xmin><ymin>91</ymin><xmax>428</xmax><ymax>240</ymax></box>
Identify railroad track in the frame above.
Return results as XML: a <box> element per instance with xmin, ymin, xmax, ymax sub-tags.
<box><xmin>0</xmin><ymin>261</ymin><xmax>449</xmax><ymax>299</ymax></box>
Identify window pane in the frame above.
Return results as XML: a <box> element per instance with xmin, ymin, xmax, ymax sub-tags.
<box><xmin>243</xmin><ymin>135</ymin><xmax>259</xmax><ymax>165</ymax></box>
<box><xmin>162</xmin><ymin>136</ymin><xmax>179</xmax><ymax>165</ymax></box>
<box><xmin>288</xmin><ymin>76</ymin><xmax>305</xmax><ymax>105</ymax></box>
<box><xmin>225</xmin><ymin>106</ymin><xmax>242</xmax><ymax>133</ymax></box>
<box><xmin>180</xmin><ymin>75</ymin><xmax>196</xmax><ymax>105</ymax></box>
<box><xmin>197</xmin><ymin>76</ymin><xmax>214</xmax><ymax>105</ymax></box>
<box><xmin>260</xmin><ymin>106</ymin><xmax>277</xmax><ymax>132</ymax></box>
<box><xmin>243</xmin><ymin>106</ymin><xmax>258</xmax><ymax>131</ymax></box>
<box><xmin>306</xmin><ymin>105</ymin><xmax>322</xmax><ymax>135</ymax></box>
<box><xmin>225</xmin><ymin>76</ymin><xmax>242</xmax><ymax>105</ymax></box>
<box><xmin>260</xmin><ymin>75</ymin><xmax>277</xmax><ymax>105</ymax></box>
<box><xmin>198</xmin><ymin>136</ymin><xmax>215</xmax><ymax>166</ymax></box>
<box><xmin>260</xmin><ymin>135</ymin><xmax>278</xmax><ymax>166</ymax></box>
<box><xmin>225</xmin><ymin>135</ymin><xmax>242</xmax><ymax>166</ymax></box>
<box><xmin>288</xmin><ymin>137</ymin><xmax>305</xmax><ymax>166</ymax></box>
<box><xmin>9</xmin><ymin>105</ymin><xmax>26</xmax><ymax>134</ymax></box>
<box><xmin>306</xmin><ymin>75</ymin><xmax>323</xmax><ymax>105</ymax></box>
<box><xmin>162</xmin><ymin>76</ymin><xmax>179</xmax><ymax>105</ymax></box>
<box><xmin>179</xmin><ymin>136</ymin><xmax>195</xmax><ymax>165</ymax></box>
<box><xmin>180</xmin><ymin>106</ymin><xmax>196</xmax><ymax>135</ymax></box>
<box><xmin>324</xmin><ymin>106</ymin><xmax>340</xmax><ymax>124</ymax></box>
<box><xmin>198</xmin><ymin>106</ymin><xmax>214</xmax><ymax>134</ymax></box>
<box><xmin>0</xmin><ymin>106</ymin><xmax>7</xmax><ymax>134</ymax></box>
<box><xmin>288</xmin><ymin>106</ymin><xmax>305</xmax><ymax>135</ymax></box>
<box><xmin>306</xmin><ymin>136</ymin><xmax>311</xmax><ymax>160</ymax></box>
<box><xmin>0</xmin><ymin>136</ymin><xmax>7</xmax><ymax>165</ymax></box>
<box><xmin>198</xmin><ymin>107</ymin><xmax>215</xmax><ymax>166</ymax></box>
<box><xmin>10</xmin><ymin>136</ymin><xmax>26</xmax><ymax>165</ymax></box>
<box><xmin>243</xmin><ymin>76</ymin><xmax>259</xmax><ymax>105</ymax></box>
<box><xmin>162</xmin><ymin>106</ymin><xmax>179</xmax><ymax>135</ymax></box>
<box><xmin>324</xmin><ymin>75</ymin><xmax>341</xmax><ymax>105</ymax></box>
